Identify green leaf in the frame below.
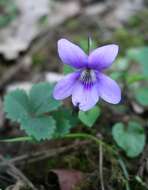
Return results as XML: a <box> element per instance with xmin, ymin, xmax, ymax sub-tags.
<box><xmin>62</xmin><ymin>108</ymin><xmax>78</xmax><ymax>128</ymax></box>
<box><xmin>4</xmin><ymin>89</ymin><xmax>30</xmax><ymax>122</ymax></box>
<box><xmin>63</xmin><ymin>65</ymin><xmax>75</xmax><ymax>74</ymax></box>
<box><xmin>134</xmin><ymin>47</ymin><xmax>148</xmax><ymax>76</ymax></box>
<box><xmin>79</xmin><ymin>38</ymin><xmax>97</xmax><ymax>53</ymax></box>
<box><xmin>126</xmin><ymin>48</ymin><xmax>139</xmax><ymax>60</ymax></box>
<box><xmin>0</xmin><ymin>0</ymin><xmax>18</xmax><ymax>28</ymax></box>
<box><xmin>78</xmin><ymin>106</ymin><xmax>101</xmax><ymax>127</ymax></box>
<box><xmin>52</xmin><ymin>111</ymin><xmax>71</xmax><ymax>138</ymax></box>
<box><xmin>52</xmin><ymin>108</ymin><xmax>78</xmax><ymax>137</ymax></box>
<box><xmin>21</xmin><ymin>116</ymin><xmax>56</xmax><ymax>141</ymax></box>
<box><xmin>112</xmin><ymin>121</ymin><xmax>146</xmax><ymax>157</ymax></box>
<box><xmin>30</xmin><ymin>82</ymin><xmax>61</xmax><ymax>115</ymax></box>
<box><xmin>135</xmin><ymin>88</ymin><xmax>148</xmax><ymax>106</ymax></box>
<box><xmin>110</xmin><ymin>72</ymin><xmax>123</xmax><ymax>80</ymax></box>
<box><xmin>127</xmin><ymin>47</ymin><xmax>148</xmax><ymax>77</ymax></box>
<box><xmin>4</xmin><ymin>82</ymin><xmax>62</xmax><ymax>141</ymax></box>
<box><xmin>126</xmin><ymin>74</ymin><xmax>146</xmax><ymax>84</ymax></box>
<box><xmin>114</xmin><ymin>58</ymin><xmax>129</xmax><ymax>70</ymax></box>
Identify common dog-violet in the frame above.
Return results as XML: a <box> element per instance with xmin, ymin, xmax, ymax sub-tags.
<box><xmin>53</xmin><ymin>38</ymin><xmax>121</xmax><ymax>111</ymax></box>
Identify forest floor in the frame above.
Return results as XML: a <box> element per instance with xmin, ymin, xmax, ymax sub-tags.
<box><xmin>0</xmin><ymin>0</ymin><xmax>148</xmax><ymax>189</ymax></box>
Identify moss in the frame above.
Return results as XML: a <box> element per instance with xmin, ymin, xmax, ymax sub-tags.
<box><xmin>112</xmin><ymin>28</ymin><xmax>144</xmax><ymax>55</ymax></box>
<box><xmin>75</xmin><ymin>178</ymin><xmax>98</xmax><ymax>190</ymax></box>
<box><xmin>32</xmin><ymin>49</ymin><xmax>49</xmax><ymax>68</ymax></box>
<box><xmin>128</xmin><ymin>9</ymin><xmax>148</xmax><ymax>44</ymax></box>
<box><xmin>0</xmin><ymin>0</ymin><xmax>18</xmax><ymax>28</ymax></box>
<box><xmin>105</xmin><ymin>10</ymin><xmax>148</xmax><ymax>55</ymax></box>
<box><xmin>47</xmin><ymin>157</ymin><xmax>60</xmax><ymax>168</ymax></box>
<box><xmin>65</xmin><ymin>19</ymin><xmax>80</xmax><ymax>30</ymax></box>
<box><xmin>63</xmin><ymin>154</ymin><xmax>92</xmax><ymax>171</ymax></box>
<box><xmin>128</xmin><ymin>9</ymin><xmax>148</xmax><ymax>28</ymax></box>
<box><xmin>38</xmin><ymin>15</ymin><xmax>49</xmax><ymax>27</ymax></box>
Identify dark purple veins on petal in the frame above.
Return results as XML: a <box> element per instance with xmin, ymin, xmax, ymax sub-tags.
<box><xmin>79</xmin><ymin>69</ymin><xmax>96</xmax><ymax>89</ymax></box>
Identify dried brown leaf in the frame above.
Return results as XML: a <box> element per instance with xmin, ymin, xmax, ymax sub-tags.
<box><xmin>48</xmin><ymin>169</ymin><xmax>84</xmax><ymax>190</ymax></box>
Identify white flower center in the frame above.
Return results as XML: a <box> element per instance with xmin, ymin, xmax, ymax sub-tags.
<box><xmin>80</xmin><ymin>69</ymin><xmax>96</xmax><ymax>87</ymax></box>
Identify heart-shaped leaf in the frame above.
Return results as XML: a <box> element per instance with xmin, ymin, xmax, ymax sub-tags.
<box><xmin>52</xmin><ymin>112</ymin><xmax>71</xmax><ymax>138</ymax></box>
<box><xmin>112</xmin><ymin>121</ymin><xmax>146</xmax><ymax>157</ymax></box>
<box><xmin>78</xmin><ymin>106</ymin><xmax>100</xmax><ymax>127</ymax></box>
<box><xmin>127</xmin><ymin>47</ymin><xmax>148</xmax><ymax>77</ymax></box>
<box><xmin>135</xmin><ymin>87</ymin><xmax>148</xmax><ymax>106</ymax></box>
<box><xmin>52</xmin><ymin>108</ymin><xmax>78</xmax><ymax>138</ymax></box>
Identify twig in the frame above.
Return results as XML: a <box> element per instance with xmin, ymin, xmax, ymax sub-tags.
<box><xmin>99</xmin><ymin>144</ymin><xmax>105</xmax><ymax>190</ymax></box>
<box><xmin>0</xmin><ymin>141</ymin><xmax>89</xmax><ymax>167</ymax></box>
<box><xmin>118</xmin><ymin>158</ymin><xmax>130</xmax><ymax>190</ymax></box>
<box><xmin>7</xmin><ymin>166</ymin><xmax>38</xmax><ymax>190</ymax></box>
<box><xmin>0</xmin><ymin>155</ymin><xmax>38</xmax><ymax>190</ymax></box>
<box><xmin>0</xmin><ymin>62</ymin><xmax>22</xmax><ymax>88</ymax></box>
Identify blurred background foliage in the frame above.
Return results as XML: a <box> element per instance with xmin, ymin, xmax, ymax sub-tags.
<box><xmin>0</xmin><ymin>0</ymin><xmax>148</xmax><ymax>190</ymax></box>
<box><xmin>0</xmin><ymin>0</ymin><xmax>18</xmax><ymax>28</ymax></box>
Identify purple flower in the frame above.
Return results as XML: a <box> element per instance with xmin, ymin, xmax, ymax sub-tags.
<box><xmin>53</xmin><ymin>38</ymin><xmax>121</xmax><ymax>111</ymax></box>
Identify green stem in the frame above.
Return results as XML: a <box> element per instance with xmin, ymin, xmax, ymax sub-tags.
<box><xmin>64</xmin><ymin>132</ymin><xmax>130</xmax><ymax>190</ymax></box>
<box><xmin>0</xmin><ymin>132</ymin><xmax>117</xmax><ymax>155</ymax></box>
<box><xmin>0</xmin><ymin>136</ymin><xmax>32</xmax><ymax>142</ymax></box>
<box><xmin>64</xmin><ymin>133</ymin><xmax>117</xmax><ymax>155</ymax></box>
<box><xmin>0</xmin><ymin>132</ymin><xmax>130</xmax><ymax>189</ymax></box>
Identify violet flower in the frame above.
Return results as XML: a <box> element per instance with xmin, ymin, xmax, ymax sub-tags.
<box><xmin>53</xmin><ymin>39</ymin><xmax>121</xmax><ymax>111</ymax></box>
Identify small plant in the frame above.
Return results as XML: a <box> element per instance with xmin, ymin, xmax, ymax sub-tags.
<box><xmin>2</xmin><ymin>38</ymin><xmax>148</xmax><ymax>190</ymax></box>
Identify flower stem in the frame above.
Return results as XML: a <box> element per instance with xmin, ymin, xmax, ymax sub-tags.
<box><xmin>64</xmin><ymin>132</ymin><xmax>117</xmax><ymax>155</ymax></box>
<box><xmin>64</xmin><ymin>132</ymin><xmax>130</xmax><ymax>190</ymax></box>
<box><xmin>87</xmin><ymin>36</ymin><xmax>92</xmax><ymax>54</ymax></box>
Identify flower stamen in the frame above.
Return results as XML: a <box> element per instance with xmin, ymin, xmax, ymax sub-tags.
<box><xmin>80</xmin><ymin>69</ymin><xmax>96</xmax><ymax>88</ymax></box>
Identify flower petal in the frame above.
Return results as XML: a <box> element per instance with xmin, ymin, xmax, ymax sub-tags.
<box><xmin>53</xmin><ymin>72</ymin><xmax>79</xmax><ymax>100</ymax></box>
<box><xmin>72</xmin><ymin>82</ymin><xmax>99</xmax><ymax>111</ymax></box>
<box><xmin>58</xmin><ymin>39</ymin><xmax>88</xmax><ymax>69</ymax></box>
<box><xmin>97</xmin><ymin>73</ymin><xmax>121</xmax><ymax>104</ymax></box>
<box><xmin>88</xmin><ymin>44</ymin><xmax>119</xmax><ymax>70</ymax></box>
